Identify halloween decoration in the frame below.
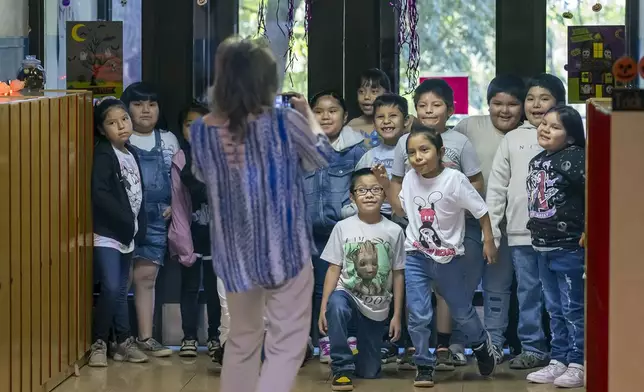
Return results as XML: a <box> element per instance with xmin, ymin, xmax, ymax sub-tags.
<box><xmin>592</xmin><ymin>3</ymin><xmax>603</xmax><ymax>12</ymax></box>
<box><xmin>390</xmin><ymin>0</ymin><xmax>420</xmax><ymax>94</ymax></box>
<box><xmin>0</xmin><ymin>80</ymin><xmax>25</xmax><ymax>96</ymax></box>
<box><xmin>62</xmin><ymin>0</ymin><xmax>70</xmax><ymax>6</ymax></box>
<box><xmin>563</xmin><ymin>11</ymin><xmax>574</xmax><ymax>19</ymax></box>
<box><xmin>612</xmin><ymin>56</ymin><xmax>637</xmax><ymax>83</ymax></box>
<box><xmin>121</xmin><ymin>0</ymin><xmax>127</xmax><ymax>5</ymax></box>
<box><xmin>638</xmin><ymin>56</ymin><xmax>644</xmax><ymax>80</ymax></box>
<box><xmin>197</xmin><ymin>0</ymin><xmax>207</xmax><ymax>6</ymax></box>
<box><xmin>16</xmin><ymin>55</ymin><xmax>46</xmax><ymax>91</ymax></box>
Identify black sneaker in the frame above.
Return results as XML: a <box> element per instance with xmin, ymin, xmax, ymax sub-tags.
<box><xmin>414</xmin><ymin>365</ymin><xmax>435</xmax><ymax>387</ymax></box>
<box><xmin>381</xmin><ymin>345</ymin><xmax>398</xmax><ymax>364</ymax></box>
<box><xmin>331</xmin><ymin>373</ymin><xmax>354</xmax><ymax>391</ymax></box>
<box><xmin>179</xmin><ymin>339</ymin><xmax>198</xmax><ymax>357</ymax></box>
<box><xmin>472</xmin><ymin>333</ymin><xmax>497</xmax><ymax>377</ymax></box>
<box><xmin>492</xmin><ymin>344</ymin><xmax>504</xmax><ymax>364</ymax></box>
<box><xmin>435</xmin><ymin>348</ymin><xmax>455</xmax><ymax>371</ymax></box>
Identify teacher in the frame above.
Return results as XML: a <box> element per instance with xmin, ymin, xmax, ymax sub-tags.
<box><xmin>190</xmin><ymin>36</ymin><xmax>331</xmax><ymax>392</ymax></box>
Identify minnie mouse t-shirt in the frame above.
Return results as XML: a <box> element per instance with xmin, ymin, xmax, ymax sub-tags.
<box><xmin>400</xmin><ymin>167</ymin><xmax>488</xmax><ymax>263</ymax></box>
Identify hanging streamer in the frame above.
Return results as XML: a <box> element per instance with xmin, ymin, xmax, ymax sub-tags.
<box><xmin>255</xmin><ymin>0</ymin><xmax>299</xmax><ymax>78</ymax></box>
<box><xmin>392</xmin><ymin>0</ymin><xmax>420</xmax><ymax>94</ymax></box>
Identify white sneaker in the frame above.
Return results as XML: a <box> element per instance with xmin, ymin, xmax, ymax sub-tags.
<box><xmin>554</xmin><ymin>363</ymin><xmax>585</xmax><ymax>388</ymax></box>
<box><xmin>526</xmin><ymin>360</ymin><xmax>567</xmax><ymax>384</ymax></box>
<box><xmin>347</xmin><ymin>336</ymin><xmax>358</xmax><ymax>355</ymax></box>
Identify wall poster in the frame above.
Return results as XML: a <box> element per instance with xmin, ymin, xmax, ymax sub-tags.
<box><xmin>66</xmin><ymin>21</ymin><xmax>124</xmax><ymax>97</ymax></box>
<box><xmin>567</xmin><ymin>25</ymin><xmax>625</xmax><ymax>104</ymax></box>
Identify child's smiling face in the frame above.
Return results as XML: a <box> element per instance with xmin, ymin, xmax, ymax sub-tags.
<box><xmin>374</xmin><ymin>104</ymin><xmax>406</xmax><ymax>145</ymax></box>
<box><xmin>537</xmin><ymin>111</ymin><xmax>569</xmax><ymax>152</ymax></box>
<box><xmin>525</xmin><ymin>86</ymin><xmax>556</xmax><ymax>128</ymax></box>
<box><xmin>489</xmin><ymin>92</ymin><xmax>523</xmax><ymax>132</ymax></box>
<box><xmin>358</xmin><ymin>83</ymin><xmax>386</xmax><ymax>116</ymax></box>
<box><xmin>415</xmin><ymin>92</ymin><xmax>453</xmax><ymax>132</ymax></box>
<box><xmin>313</xmin><ymin>95</ymin><xmax>347</xmax><ymax>140</ymax></box>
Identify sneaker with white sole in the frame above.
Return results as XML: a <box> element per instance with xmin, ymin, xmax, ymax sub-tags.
<box><xmin>397</xmin><ymin>347</ymin><xmax>417</xmax><ymax>370</ymax></box>
<box><xmin>347</xmin><ymin>336</ymin><xmax>358</xmax><ymax>355</ymax></box>
<box><xmin>472</xmin><ymin>333</ymin><xmax>497</xmax><ymax>377</ymax></box>
<box><xmin>452</xmin><ymin>351</ymin><xmax>467</xmax><ymax>366</ymax></box>
<box><xmin>554</xmin><ymin>363</ymin><xmax>584</xmax><ymax>388</ymax></box>
<box><xmin>179</xmin><ymin>339</ymin><xmax>198</xmax><ymax>357</ymax></box>
<box><xmin>88</xmin><ymin>340</ymin><xmax>108</xmax><ymax>367</ymax></box>
<box><xmin>114</xmin><ymin>337</ymin><xmax>149</xmax><ymax>363</ymax></box>
<box><xmin>527</xmin><ymin>360</ymin><xmax>568</xmax><ymax>384</ymax></box>
<box><xmin>319</xmin><ymin>336</ymin><xmax>331</xmax><ymax>364</ymax></box>
<box><xmin>136</xmin><ymin>337</ymin><xmax>173</xmax><ymax>357</ymax></box>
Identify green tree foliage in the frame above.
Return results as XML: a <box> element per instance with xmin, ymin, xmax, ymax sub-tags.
<box><xmin>239</xmin><ymin>0</ymin><xmax>309</xmax><ymax>98</ymax></box>
<box><xmin>399</xmin><ymin>0</ymin><xmax>496</xmax><ymax>118</ymax></box>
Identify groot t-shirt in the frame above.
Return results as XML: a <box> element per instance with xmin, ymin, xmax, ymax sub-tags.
<box><xmin>321</xmin><ymin>215</ymin><xmax>405</xmax><ymax>321</ymax></box>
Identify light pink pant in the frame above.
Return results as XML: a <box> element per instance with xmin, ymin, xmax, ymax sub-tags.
<box><xmin>220</xmin><ymin>264</ymin><xmax>313</xmax><ymax>392</ymax></box>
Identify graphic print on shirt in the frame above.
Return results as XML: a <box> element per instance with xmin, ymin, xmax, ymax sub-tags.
<box><xmin>527</xmin><ymin>160</ymin><xmax>559</xmax><ymax>219</ymax></box>
<box><xmin>120</xmin><ymin>160</ymin><xmax>142</xmax><ymax>212</ymax></box>
<box><xmin>411</xmin><ymin>192</ymin><xmax>456</xmax><ymax>257</ymax></box>
<box><xmin>343</xmin><ymin>238</ymin><xmax>392</xmax><ymax>307</ymax></box>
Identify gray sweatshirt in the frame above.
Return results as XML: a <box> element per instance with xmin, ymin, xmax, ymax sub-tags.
<box><xmin>485</xmin><ymin>123</ymin><xmax>543</xmax><ymax>247</ymax></box>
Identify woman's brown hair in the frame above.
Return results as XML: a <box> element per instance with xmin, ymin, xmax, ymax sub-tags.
<box><xmin>210</xmin><ymin>36</ymin><xmax>278</xmax><ymax>141</ymax></box>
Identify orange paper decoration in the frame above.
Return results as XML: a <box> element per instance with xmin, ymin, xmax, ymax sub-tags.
<box><xmin>0</xmin><ymin>80</ymin><xmax>25</xmax><ymax>96</ymax></box>
<box><xmin>612</xmin><ymin>56</ymin><xmax>638</xmax><ymax>83</ymax></box>
<box><xmin>639</xmin><ymin>56</ymin><xmax>644</xmax><ymax>80</ymax></box>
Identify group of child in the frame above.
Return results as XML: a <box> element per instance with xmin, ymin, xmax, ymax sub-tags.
<box><xmin>87</xmin><ymin>67</ymin><xmax>586</xmax><ymax>391</ymax></box>
<box><xmin>310</xmin><ymin>69</ymin><xmax>585</xmax><ymax>390</ymax></box>
<box><xmin>90</xmin><ymin>83</ymin><xmax>227</xmax><ymax>368</ymax></box>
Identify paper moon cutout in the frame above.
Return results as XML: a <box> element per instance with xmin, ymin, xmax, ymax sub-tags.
<box><xmin>71</xmin><ymin>24</ymin><xmax>86</xmax><ymax>42</ymax></box>
<box><xmin>612</xmin><ymin>56</ymin><xmax>637</xmax><ymax>83</ymax></box>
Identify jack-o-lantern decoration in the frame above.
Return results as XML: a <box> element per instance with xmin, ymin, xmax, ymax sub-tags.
<box><xmin>592</xmin><ymin>3</ymin><xmax>603</xmax><ymax>12</ymax></box>
<box><xmin>639</xmin><ymin>56</ymin><xmax>644</xmax><ymax>80</ymax></box>
<box><xmin>612</xmin><ymin>56</ymin><xmax>637</xmax><ymax>83</ymax></box>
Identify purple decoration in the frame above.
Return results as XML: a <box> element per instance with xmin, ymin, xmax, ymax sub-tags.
<box><xmin>304</xmin><ymin>0</ymin><xmax>312</xmax><ymax>35</ymax></box>
<box><xmin>392</xmin><ymin>0</ymin><xmax>420</xmax><ymax>93</ymax></box>
<box><xmin>62</xmin><ymin>0</ymin><xmax>70</xmax><ymax>6</ymax></box>
<box><xmin>257</xmin><ymin>0</ymin><xmax>268</xmax><ymax>37</ymax></box>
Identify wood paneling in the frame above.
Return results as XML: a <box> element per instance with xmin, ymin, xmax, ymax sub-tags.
<box><xmin>0</xmin><ymin>92</ymin><xmax>93</xmax><ymax>392</ymax></box>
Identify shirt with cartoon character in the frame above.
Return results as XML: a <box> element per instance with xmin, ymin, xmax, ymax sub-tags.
<box><xmin>526</xmin><ymin>145</ymin><xmax>585</xmax><ymax>249</ymax></box>
<box><xmin>321</xmin><ymin>215</ymin><xmax>405</xmax><ymax>321</ymax></box>
<box><xmin>400</xmin><ymin>167</ymin><xmax>488</xmax><ymax>263</ymax></box>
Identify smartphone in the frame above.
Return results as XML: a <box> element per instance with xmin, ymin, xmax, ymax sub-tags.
<box><xmin>275</xmin><ymin>93</ymin><xmax>295</xmax><ymax>109</ymax></box>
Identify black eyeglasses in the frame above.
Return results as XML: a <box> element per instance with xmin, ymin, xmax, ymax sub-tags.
<box><xmin>353</xmin><ymin>186</ymin><xmax>384</xmax><ymax>196</ymax></box>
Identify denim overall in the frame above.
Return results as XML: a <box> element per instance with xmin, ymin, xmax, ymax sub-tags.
<box><xmin>131</xmin><ymin>130</ymin><xmax>171</xmax><ymax>265</ymax></box>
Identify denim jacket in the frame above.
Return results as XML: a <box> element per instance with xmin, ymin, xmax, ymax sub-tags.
<box><xmin>303</xmin><ymin>126</ymin><xmax>367</xmax><ymax>241</ymax></box>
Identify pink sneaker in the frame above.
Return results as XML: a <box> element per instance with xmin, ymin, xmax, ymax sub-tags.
<box><xmin>319</xmin><ymin>337</ymin><xmax>331</xmax><ymax>364</ymax></box>
<box><xmin>348</xmin><ymin>336</ymin><xmax>358</xmax><ymax>355</ymax></box>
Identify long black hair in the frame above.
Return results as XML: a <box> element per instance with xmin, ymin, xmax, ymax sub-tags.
<box><xmin>545</xmin><ymin>105</ymin><xmax>586</xmax><ymax>148</ymax></box>
<box><xmin>120</xmin><ymin>81</ymin><xmax>169</xmax><ymax>130</ymax></box>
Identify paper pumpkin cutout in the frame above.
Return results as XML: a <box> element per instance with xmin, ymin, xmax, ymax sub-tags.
<box><xmin>612</xmin><ymin>56</ymin><xmax>637</xmax><ymax>83</ymax></box>
<box><xmin>592</xmin><ymin>3</ymin><xmax>602</xmax><ymax>12</ymax></box>
<box><xmin>639</xmin><ymin>56</ymin><xmax>644</xmax><ymax>80</ymax></box>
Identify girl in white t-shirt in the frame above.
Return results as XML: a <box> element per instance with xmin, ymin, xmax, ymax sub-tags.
<box><xmin>375</xmin><ymin>126</ymin><xmax>498</xmax><ymax>387</ymax></box>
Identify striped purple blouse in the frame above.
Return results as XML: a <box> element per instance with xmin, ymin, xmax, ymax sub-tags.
<box><xmin>190</xmin><ymin>108</ymin><xmax>331</xmax><ymax>293</ymax></box>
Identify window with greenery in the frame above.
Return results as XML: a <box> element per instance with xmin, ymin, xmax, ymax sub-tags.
<box><xmin>399</xmin><ymin>0</ymin><xmax>496</xmax><ymax>125</ymax></box>
<box><xmin>546</xmin><ymin>0</ymin><xmax>626</xmax><ymax>118</ymax></box>
<box><xmin>238</xmin><ymin>0</ymin><xmax>309</xmax><ymax>98</ymax></box>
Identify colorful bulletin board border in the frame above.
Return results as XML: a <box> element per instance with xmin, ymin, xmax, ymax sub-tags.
<box><xmin>567</xmin><ymin>25</ymin><xmax>625</xmax><ymax>104</ymax></box>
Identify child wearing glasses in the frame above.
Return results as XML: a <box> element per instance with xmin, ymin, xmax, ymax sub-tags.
<box><xmin>318</xmin><ymin>168</ymin><xmax>406</xmax><ymax>391</ymax></box>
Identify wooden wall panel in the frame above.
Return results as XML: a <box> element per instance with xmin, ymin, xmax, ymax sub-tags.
<box><xmin>49</xmin><ymin>98</ymin><xmax>61</xmax><ymax>378</ymax></box>
<box><xmin>59</xmin><ymin>96</ymin><xmax>70</xmax><ymax>370</ymax></box>
<box><xmin>39</xmin><ymin>98</ymin><xmax>51</xmax><ymax>385</ymax></box>
<box><xmin>0</xmin><ymin>93</ymin><xmax>92</xmax><ymax>392</ymax></box>
<box><xmin>29</xmin><ymin>100</ymin><xmax>42</xmax><ymax>389</ymax></box>
<box><xmin>10</xmin><ymin>102</ymin><xmax>22</xmax><ymax>392</ymax></box>
<box><xmin>20</xmin><ymin>102</ymin><xmax>32</xmax><ymax>392</ymax></box>
<box><xmin>0</xmin><ymin>103</ymin><xmax>11</xmax><ymax>392</ymax></box>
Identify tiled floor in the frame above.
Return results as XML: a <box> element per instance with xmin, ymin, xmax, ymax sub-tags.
<box><xmin>52</xmin><ymin>353</ymin><xmax>585</xmax><ymax>392</ymax></box>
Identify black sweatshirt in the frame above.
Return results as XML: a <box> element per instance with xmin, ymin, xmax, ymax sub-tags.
<box><xmin>92</xmin><ymin>139</ymin><xmax>147</xmax><ymax>246</ymax></box>
<box><xmin>526</xmin><ymin>145</ymin><xmax>585</xmax><ymax>249</ymax></box>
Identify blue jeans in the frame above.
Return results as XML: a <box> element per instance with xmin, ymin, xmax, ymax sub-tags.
<box><xmin>406</xmin><ymin>251</ymin><xmax>487</xmax><ymax>367</ymax></box>
<box><xmin>510</xmin><ymin>246</ymin><xmax>548</xmax><ymax>357</ymax></box>
<box><xmin>326</xmin><ymin>290</ymin><xmax>383</xmax><ymax>378</ymax></box>
<box><xmin>538</xmin><ymin>248</ymin><xmax>585</xmax><ymax>365</ymax></box>
<box><xmin>451</xmin><ymin>221</ymin><xmax>486</xmax><ymax>348</ymax></box>
<box><xmin>93</xmin><ymin>247</ymin><xmax>132</xmax><ymax>343</ymax></box>
<box><xmin>482</xmin><ymin>226</ymin><xmax>513</xmax><ymax>348</ymax></box>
